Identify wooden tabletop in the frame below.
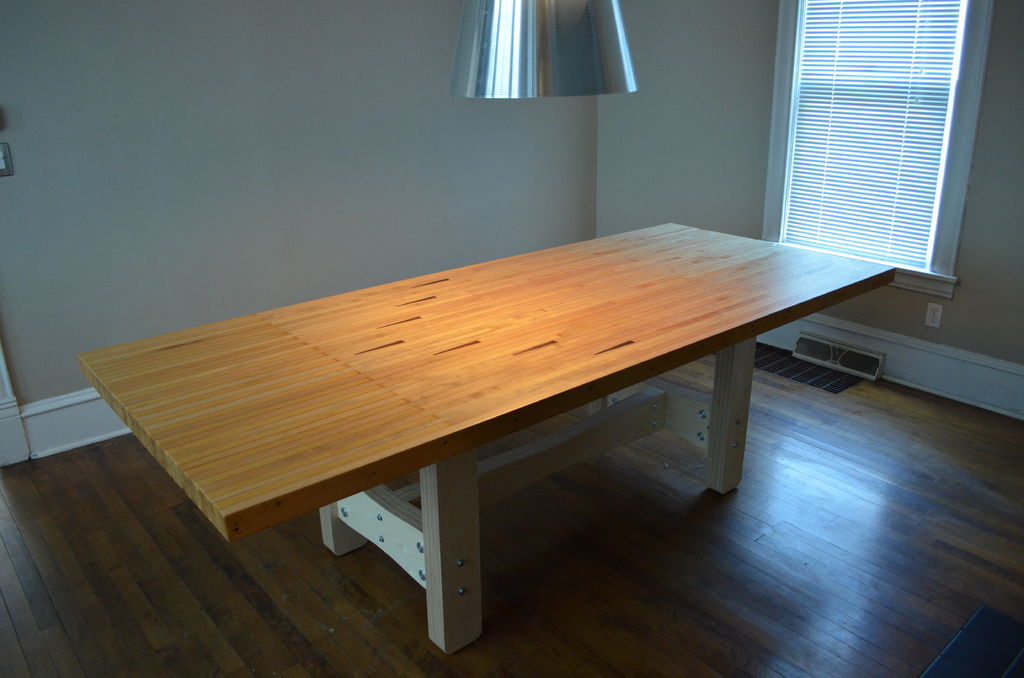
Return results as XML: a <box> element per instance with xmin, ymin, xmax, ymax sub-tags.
<box><xmin>79</xmin><ymin>224</ymin><xmax>894</xmax><ymax>540</ymax></box>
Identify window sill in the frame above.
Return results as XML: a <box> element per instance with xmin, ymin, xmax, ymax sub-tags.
<box><xmin>891</xmin><ymin>269</ymin><xmax>957</xmax><ymax>299</ymax></box>
<box><xmin>771</xmin><ymin>241</ymin><xmax>958</xmax><ymax>298</ymax></box>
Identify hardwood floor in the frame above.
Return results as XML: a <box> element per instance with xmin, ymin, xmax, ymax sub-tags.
<box><xmin>2</xmin><ymin>357</ymin><xmax>1022</xmax><ymax>677</ymax></box>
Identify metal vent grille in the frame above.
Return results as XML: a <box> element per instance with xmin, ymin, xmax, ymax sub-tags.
<box><xmin>754</xmin><ymin>343</ymin><xmax>863</xmax><ymax>394</ymax></box>
<box><xmin>793</xmin><ymin>333</ymin><xmax>884</xmax><ymax>380</ymax></box>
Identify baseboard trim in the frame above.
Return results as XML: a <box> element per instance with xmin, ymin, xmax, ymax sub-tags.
<box><xmin>19</xmin><ymin>388</ymin><xmax>129</xmax><ymax>460</ymax></box>
<box><xmin>1</xmin><ymin>399</ymin><xmax>31</xmax><ymax>466</ymax></box>
<box><xmin>12</xmin><ymin>319</ymin><xmax>1023</xmax><ymax>464</ymax></box>
<box><xmin>758</xmin><ymin>313</ymin><xmax>1024</xmax><ymax>420</ymax></box>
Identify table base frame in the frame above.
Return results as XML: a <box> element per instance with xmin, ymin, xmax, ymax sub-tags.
<box><xmin>320</xmin><ymin>339</ymin><xmax>755</xmax><ymax>652</ymax></box>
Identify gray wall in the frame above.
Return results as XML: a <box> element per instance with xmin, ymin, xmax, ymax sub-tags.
<box><xmin>598</xmin><ymin>0</ymin><xmax>1024</xmax><ymax>364</ymax></box>
<box><xmin>597</xmin><ymin>0</ymin><xmax>779</xmax><ymax>239</ymax></box>
<box><xmin>0</xmin><ymin>1</ymin><xmax>597</xmax><ymax>403</ymax></box>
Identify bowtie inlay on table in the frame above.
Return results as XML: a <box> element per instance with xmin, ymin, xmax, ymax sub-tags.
<box><xmin>79</xmin><ymin>224</ymin><xmax>894</xmax><ymax>652</ymax></box>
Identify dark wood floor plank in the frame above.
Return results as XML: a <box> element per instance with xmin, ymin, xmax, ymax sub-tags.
<box><xmin>0</xmin><ymin>472</ymin><xmax>96</xmax><ymax>678</ymax></box>
<box><xmin>537</xmin><ymin>468</ymin><xmax>890</xmax><ymax>678</ymax></box>
<box><xmin>44</xmin><ymin>458</ymin><xmax>176</xmax><ymax>678</ymax></box>
<box><xmin>280</xmin><ymin>663</ymin><xmax>313</xmax><ymax>678</ymax></box>
<box><xmin>483</xmin><ymin>501</ymin><xmax>739</xmax><ymax>677</ymax></box>
<box><xmin>72</xmin><ymin>447</ymin><xmax>248</xmax><ymax>677</ymax></box>
<box><xmin>36</xmin><ymin>446</ymin><xmax>233</xmax><ymax>677</ymax></box>
<box><xmin>0</xmin><ymin>536</ymin><xmax>58</xmax><ymax>677</ymax></box>
<box><xmin>40</xmin><ymin>626</ymin><xmax>86</xmax><ymax>678</ymax></box>
<box><xmin>733</xmin><ymin>451</ymin><xmax>994</xmax><ymax>616</ymax></box>
<box><xmin>752</xmin><ymin>397</ymin><xmax>1024</xmax><ymax>535</ymax></box>
<box><xmin>0</xmin><ymin>584</ymin><xmax>33</xmax><ymax>678</ymax></box>
<box><xmin>0</xmin><ymin>469</ymin><xmax>101</xmax><ymax>677</ymax></box>
<box><xmin>31</xmin><ymin>513</ymin><xmax>138</xmax><ymax>678</ymax></box>
<box><xmin>234</xmin><ymin>527</ymin><xmax>428</xmax><ymax>678</ymax></box>
<box><xmin>137</xmin><ymin>501</ymin><xmax>301</xmax><ymax>676</ymax></box>
<box><xmin>619</xmin><ymin>435</ymin><xmax>957</xmax><ymax>657</ymax></box>
<box><xmin>258</xmin><ymin>528</ymin><xmax>432</xmax><ymax>667</ymax></box>
<box><xmin>753</xmin><ymin>407</ymin><xmax>1024</xmax><ymax>535</ymax></box>
<box><xmin>0</xmin><ymin>489</ymin><xmax>60</xmax><ymax>634</ymax></box>
<box><xmin>87</xmin><ymin>440</ymin><xmax>254</xmax><ymax>675</ymax></box>
<box><xmin>274</xmin><ymin>518</ymin><xmax>497</xmax><ymax>677</ymax></box>
<box><xmin>25</xmin><ymin>457</ymin><xmax>141</xmax><ymax>676</ymax></box>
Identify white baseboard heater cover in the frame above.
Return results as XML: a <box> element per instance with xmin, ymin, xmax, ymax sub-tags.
<box><xmin>793</xmin><ymin>333</ymin><xmax>885</xmax><ymax>381</ymax></box>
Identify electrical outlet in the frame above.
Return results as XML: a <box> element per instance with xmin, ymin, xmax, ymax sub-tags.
<box><xmin>925</xmin><ymin>302</ymin><xmax>943</xmax><ymax>328</ymax></box>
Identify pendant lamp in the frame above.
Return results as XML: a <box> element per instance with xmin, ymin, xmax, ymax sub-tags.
<box><xmin>450</xmin><ymin>0</ymin><xmax>637</xmax><ymax>98</ymax></box>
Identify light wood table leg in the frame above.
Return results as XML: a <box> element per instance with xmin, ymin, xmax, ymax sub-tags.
<box><xmin>319</xmin><ymin>503</ymin><xmax>368</xmax><ymax>555</ymax></box>
<box><xmin>420</xmin><ymin>449</ymin><xmax>482</xmax><ymax>653</ymax></box>
<box><xmin>706</xmin><ymin>338</ymin><xmax>756</xmax><ymax>493</ymax></box>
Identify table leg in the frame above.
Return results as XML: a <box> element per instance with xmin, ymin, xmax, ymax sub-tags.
<box><xmin>706</xmin><ymin>338</ymin><xmax>756</xmax><ymax>493</ymax></box>
<box><xmin>319</xmin><ymin>504</ymin><xmax>367</xmax><ymax>555</ymax></box>
<box><xmin>420</xmin><ymin>449</ymin><xmax>482</xmax><ymax>653</ymax></box>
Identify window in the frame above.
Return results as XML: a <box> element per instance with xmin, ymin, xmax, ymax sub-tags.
<box><xmin>764</xmin><ymin>0</ymin><xmax>993</xmax><ymax>298</ymax></box>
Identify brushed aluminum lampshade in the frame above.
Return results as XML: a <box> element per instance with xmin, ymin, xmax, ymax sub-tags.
<box><xmin>450</xmin><ymin>0</ymin><xmax>637</xmax><ymax>98</ymax></box>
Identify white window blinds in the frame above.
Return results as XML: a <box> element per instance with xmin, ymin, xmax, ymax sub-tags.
<box><xmin>781</xmin><ymin>0</ymin><xmax>969</xmax><ymax>269</ymax></box>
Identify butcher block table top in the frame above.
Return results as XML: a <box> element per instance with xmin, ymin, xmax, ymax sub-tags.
<box><xmin>78</xmin><ymin>224</ymin><xmax>894</xmax><ymax>541</ymax></box>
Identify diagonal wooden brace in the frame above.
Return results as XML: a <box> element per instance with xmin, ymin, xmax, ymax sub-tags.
<box><xmin>323</xmin><ymin>486</ymin><xmax>426</xmax><ymax>587</ymax></box>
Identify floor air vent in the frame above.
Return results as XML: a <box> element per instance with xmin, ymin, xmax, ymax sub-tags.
<box><xmin>753</xmin><ymin>343</ymin><xmax>865</xmax><ymax>394</ymax></box>
<box><xmin>793</xmin><ymin>333</ymin><xmax>884</xmax><ymax>381</ymax></box>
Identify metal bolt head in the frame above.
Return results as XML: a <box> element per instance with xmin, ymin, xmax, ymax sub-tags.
<box><xmin>456</xmin><ymin>559</ymin><xmax>465</xmax><ymax>567</ymax></box>
<box><xmin>699</xmin><ymin>409</ymin><xmax>707</xmax><ymax>418</ymax></box>
<box><xmin>376</xmin><ymin>514</ymin><xmax>383</xmax><ymax>521</ymax></box>
<box><xmin>340</xmin><ymin>507</ymin><xmax>349</xmax><ymax>517</ymax></box>
<box><xmin>417</xmin><ymin>542</ymin><xmax>424</xmax><ymax>553</ymax></box>
<box><xmin>457</xmin><ymin>587</ymin><xmax>466</xmax><ymax>595</ymax></box>
<box><xmin>418</xmin><ymin>569</ymin><xmax>426</xmax><ymax>581</ymax></box>
<box><xmin>378</xmin><ymin>536</ymin><xmax>385</xmax><ymax>543</ymax></box>
<box><xmin>735</xmin><ymin>418</ymin><xmax>742</xmax><ymax>426</ymax></box>
<box><xmin>697</xmin><ymin>432</ymin><xmax>706</xmax><ymax>441</ymax></box>
<box><xmin>651</xmin><ymin>420</ymin><xmax>658</xmax><ymax>428</ymax></box>
<box><xmin>653</xmin><ymin>402</ymin><xmax>658</xmax><ymax>410</ymax></box>
<box><xmin>731</xmin><ymin>441</ymin><xmax>739</xmax><ymax>448</ymax></box>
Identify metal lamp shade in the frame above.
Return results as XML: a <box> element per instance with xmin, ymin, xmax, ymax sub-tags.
<box><xmin>450</xmin><ymin>0</ymin><xmax>637</xmax><ymax>98</ymax></box>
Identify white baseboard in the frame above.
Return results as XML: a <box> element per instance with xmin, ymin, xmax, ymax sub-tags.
<box><xmin>19</xmin><ymin>388</ymin><xmax>129</xmax><ymax>460</ymax></box>
<box><xmin>8</xmin><ymin>317</ymin><xmax>1022</xmax><ymax>466</ymax></box>
<box><xmin>759</xmin><ymin>313</ymin><xmax>1024</xmax><ymax>420</ymax></box>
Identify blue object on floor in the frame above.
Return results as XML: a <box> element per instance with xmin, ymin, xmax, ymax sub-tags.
<box><xmin>920</xmin><ymin>605</ymin><xmax>1024</xmax><ymax>677</ymax></box>
<box><xmin>1003</xmin><ymin>648</ymin><xmax>1024</xmax><ymax>678</ymax></box>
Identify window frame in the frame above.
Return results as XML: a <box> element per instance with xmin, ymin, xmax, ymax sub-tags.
<box><xmin>762</xmin><ymin>0</ymin><xmax>994</xmax><ymax>299</ymax></box>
